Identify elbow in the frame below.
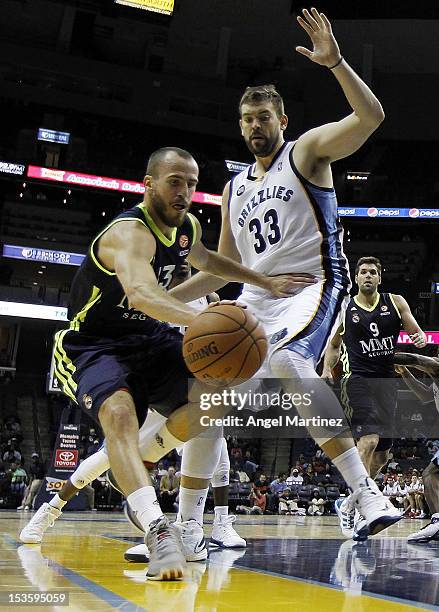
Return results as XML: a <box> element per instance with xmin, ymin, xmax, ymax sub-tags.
<box><xmin>369</xmin><ymin>104</ymin><xmax>385</xmax><ymax>128</ymax></box>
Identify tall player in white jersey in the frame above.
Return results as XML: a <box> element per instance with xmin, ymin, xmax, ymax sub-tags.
<box><xmin>393</xmin><ymin>351</ymin><xmax>439</xmax><ymax>543</ymax></box>
<box><xmin>170</xmin><ymin>8</ymin><xmax>402</xmax><ymax>540</ymax></box>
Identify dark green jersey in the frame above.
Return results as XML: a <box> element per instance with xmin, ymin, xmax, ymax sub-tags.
<box><xmin>340</xmin><ymin>293</ymin><xmax>401</xmax><ymax>377</ymax></box>
<box><xmin>67</xmin><ymin>203</ymin><xmax>197</xmax><ymax>338</ymax></box>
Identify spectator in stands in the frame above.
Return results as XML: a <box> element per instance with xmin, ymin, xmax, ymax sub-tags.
<box><xmin>312</xmin><ymin>454</ymin><xmax>330</xmax><ymax>477</ymax></box>
<box><xmin>278</xmin><ymin>488</ymin><xmax>305</xmax><ymax>516</ymax></box>
<box><xmin>254</xmin><ymin>474</ymin><xmax>269</xmax><ymax>494</ymax></box>
<box><xmin>3</xmin><ymin>441</ymin><xmax>21</xmax><ymax>466</ymax></box>
<box><xmin>0</xmin><ymin>461</ymin><xmax>9</xmax><ymax>506</ymax></box>
<box><xmin>243</xmin><ymin>450</ymin><xmax>258</xmax><ymax>478</ymax></box>
<box><xmin>157</xmin><ymin>462</ymin><xmax>168</xmax><ymax>479</ymax></box>
<box><xmin>286</xmin><ymin>467</ymin><xmax>304</xmax><ymax>487</ymax></box>
<box><xmin>17</xmin><ymin>452</ymin><xmax>46</xmax><ymax>510</ymax></box>
<box><xmin>159</xmin><ymin>466</ymin><xmax>180</xmax><ymax>512</ymax></box>
<box><xmin>395</xmin><ymin>474</ymin><xmax>410</xmax><ymax>513</ymax></box>
<box><xmin>229</xmin><ymin>467</ymin><xmax>241</xmax><ymax>483</ymax></box>
<box><xmin>302</xmin><ymin>464</ymin><xmax>317</xmax><ymax>486</ymax></box>
<box><xmin>9</xmin><ymin>461</ymin><xmax>27</xmax><ymax>503</ymax></box>
<box><xmin>236</xmin><ymin>487</ymin><xmax>266</xmax><ymax>515</ymax></box>
<box><xmin>230</xmin><ymin>439</ymin><xmax>243</xmax><ymax>465</ymax></box>
<box><xmin>270</xmin><ymin>474</ymin><xmax>287</xmax><ymax>496</ymax></box>
<box><xmin>407</xmin><ymin>473</ymin><xmax>426</xmax><ymax>518</ymax></box>
<box><xmin>386</xmin><ymin>454</ymin><xmax>401</xmax><ymax>474</ymax></box>
<box><xmin>235</xmin><ymin>465</ymin><xmax>250</xmax><ymax>483</ymax></box>
<box><xmin>382</xmin><ymin>476</ymin><xmax>399</xmax><ymax>507</ymax></box>
<box><xmin>308</xmin><ymin>488</ymin><xmax>326</xmax><ymax>516</ymax></box>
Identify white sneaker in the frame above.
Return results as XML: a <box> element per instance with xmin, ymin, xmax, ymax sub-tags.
<box><xmin>352</xmin><ymin>478</ymin><xmax>402</xmax><ymax>541</ymax></box>
<box><xmin>124</xmin><ymin>543</ymin><xmax>150</xmax><ymax>563</ymax></box>
<box><xmin>335</xmin><ymin>496</ymin><xmax>355</xmax><ymax>538</ymax></box>
<box><xmin>19</xmin><ymin>503</ymin><xmax>61</xmax><ymax>544</ymax></box>
<box><xmin>407</xmin><ymin>514</ymin><xmax>439</xmax><ymax>543</ymax></box>
<box><xmin>210</xmin><ymin>515</ymin><xmax>246</xmax><ymax>548</ymax></box>
<box><xmin>174</xmin><ymin>519</ymin><xmax>208</xmax><ymax>561</ymax></box>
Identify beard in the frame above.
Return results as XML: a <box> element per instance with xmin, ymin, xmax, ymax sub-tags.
<box><xmin>246</xmin><ymin>136</ymin><xmax>278</xmax><ymax>158</ymax></box>
<box><xmin>150</xmin><ymin>191</ymin><xmax>186</xmax><ymax>228</ymax></box>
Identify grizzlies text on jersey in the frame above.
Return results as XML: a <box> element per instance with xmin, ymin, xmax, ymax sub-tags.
<box><xmin>228</xmin><ymin>141</ymin><xmax>350</xmax><ymax>292</ymax></box>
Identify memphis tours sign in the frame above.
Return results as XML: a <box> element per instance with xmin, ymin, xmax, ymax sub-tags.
<box><xmin>34</xmin><ymin>423</ymin><xmax>87</xmax><ymax>510</ymax></box>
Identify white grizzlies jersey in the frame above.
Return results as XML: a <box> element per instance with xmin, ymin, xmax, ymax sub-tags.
<box><xmin>228</xmin><ymin>141</ymin><xmax>350</xmax><ymax>293</ymax></box>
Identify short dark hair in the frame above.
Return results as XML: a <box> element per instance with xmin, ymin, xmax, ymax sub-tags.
<box><xmin>355</xmin><ymin>256</ymin><xmax>382</xmax><ymax>276</ymax></box>
<box><xmin>239</xmin><ymin>84</ymin><xmax>285</xmax><ymax>118</ymax></box>
<box><xmin>146</xmin><ymin>146</ymin><xmax>195</xmax><ymax>178</ymax></box>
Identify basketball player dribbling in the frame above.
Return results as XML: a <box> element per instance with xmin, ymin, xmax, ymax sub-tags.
<box><xmin>323</xmin><ymin>256</ymin><xmax>426</xmax><ymax>537</ymax></box>
<box><xmin>170</xmin><ymin>8</ymin><xmax>402</xmax><ymax>540</ymax></box>
<box><xmin>19</xmin><ymin>147</ymin><xmax>309</xmax><ymax>581</ymax></box>
<box><xmin>21</xmin><ymin>261</ymin><xmax>246</xmax><ymax>562</ymax></box>
<box><xmin>393</xmin><ymin>350</ymin><xmax>439</xmax><ymax>543</ymax></box>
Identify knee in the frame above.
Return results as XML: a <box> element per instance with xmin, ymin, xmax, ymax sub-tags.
<box><xmin>357</xmin><ymin>435</ymin><xmax>379</xmax><ymax>454</ymax></box>
<box><xmin>99</xmin><ymin>393</ymin><xmax>137</xmax><ymax>434</ymax></box>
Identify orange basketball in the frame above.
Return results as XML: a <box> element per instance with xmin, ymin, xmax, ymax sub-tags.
<box><xmin>182</xmin><ymin>304</ymin><xmax>267</xmax><ymax>387</ymax></box>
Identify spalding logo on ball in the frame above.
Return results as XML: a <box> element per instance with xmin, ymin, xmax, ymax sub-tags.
<box><xmin>182</xmin><ymin>304</ymin><xmax>267</xmax><ymax>387</ymax></box>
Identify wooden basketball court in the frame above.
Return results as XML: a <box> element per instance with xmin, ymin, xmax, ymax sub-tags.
<box><xmin>1</xmin><ymin>511</ymin><xmax>438</xmax><ymax>611</ymax></box>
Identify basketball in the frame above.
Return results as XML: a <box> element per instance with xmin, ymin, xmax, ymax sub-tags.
<box><xmin>182</xmin><ymin>304</ymin><xmax>268</xmax><ymax>386</ymax></box>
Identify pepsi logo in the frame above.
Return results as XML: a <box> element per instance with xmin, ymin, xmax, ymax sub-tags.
<box><xmin>367</xmin><ymin>207</ymin><xmax>378</xmax><ymax>217</ymax></box>
<box><xmin>409</xmin><ymin>208</ymin><xmax>420</xmax><ymax>218</ymax></box>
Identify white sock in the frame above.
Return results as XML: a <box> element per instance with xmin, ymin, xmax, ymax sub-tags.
<box><xmin>214</xmin><ymin>505</ymin><xmax>228</xmax><ymax>523</ymax></box>
<box><xmin>141</xmin><ymin>424</ymin><xmax>184</xmax><ymax>463</ymax></box>
<box><xmin>331</xmin><ymin>447</ymin><xmax>370</xmax><ymax>492</ymax></box>
<box><xmin>70</xmin><ymin>448</ymin><xmax>110</xmax><ymax>488</ymax></box>
<box><xmin>177</xmin><ymin>486</ymin><xmax>209</xmax><ymax>525</ymax></box>
<box><xmin>49</xmin><ymin>494</ymin><xmax>67</xmax><ymax>511</ymax></box>
<box><xmin>127</xmin><ymin>485</ymin><xmax>164</xmax><ymax>531</ymax></box>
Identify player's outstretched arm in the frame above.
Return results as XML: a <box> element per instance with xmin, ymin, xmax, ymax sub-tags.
<box><xmin>322</xmin><ymin>325</ymin><xmax>343</xmax><ymax>383</ymax></box>
<box><xmin>98</xmin><ymin>220</ymin><xmax>199</xmax><ymax>326</ymax></box>
<box><xmin>294</xmin><ymin>8</ymin><xmax>384</xmax><ymax>164</ymax></box>
<box><xmin>394</xmin><ymin>352</ymin><xmax>439</xmax><ymax>375</ymax></box>
<box><xmin>392</xmin><ymin>295</ymin><xmax>427</xmax><ymax>348</ymax></box>
<box><xmin>188</xmin><ymin>215</ymin><xmax>317</xmax><ymax>298</ymax></box>
<box><xmin>395</xmin><ymin>364</ymin><xmax>434</xmax><ymax>404</ymax></box>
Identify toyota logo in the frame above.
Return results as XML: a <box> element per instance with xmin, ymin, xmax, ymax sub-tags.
<box><xmin>59</xmin><ymin>451</ymin><xmax>74</xmax><ymax>461</ymax></box>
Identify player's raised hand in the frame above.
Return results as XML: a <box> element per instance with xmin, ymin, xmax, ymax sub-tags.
<box><xmin>410</xmin><ymin>332</ymin><xmax>427</xmax><ymax>348</ymax></box>
<box><xmin>296</xmin><ymin>8</ymin><xmax>341</xmax><ymax>68</ymax></box>
<box><xmin>266</xmin><ymin>273</ymin><xmax>318</xmax><ymax>298</ymax></box>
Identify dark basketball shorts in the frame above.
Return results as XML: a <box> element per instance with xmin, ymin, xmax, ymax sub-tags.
<box><xmin>55</xmin><ymin>328</ymin><xmax>192</xmax><ymax>425</ymax></box>
<box><xmin>340</xmin><ymin>373</ymin><xmax>397</xmax><ymax>451</ymax></box>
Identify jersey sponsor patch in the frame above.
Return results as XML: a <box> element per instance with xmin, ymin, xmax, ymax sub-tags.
<box><xmin>237</xmin><ymin>185</ymin><xmax>245</xmax><ymax>196</ymax></box>
<box><xmin>179</xmin><ymin>235</ymin><xmax>189</xmax><ymax>248</ymax></box>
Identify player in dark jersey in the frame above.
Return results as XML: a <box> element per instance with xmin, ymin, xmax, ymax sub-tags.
<box><xmin>323</xmin><ymin>256</ymin><xmax>426</xmax><ymax>537</ymax></box>
<box><xmin>393</xmin><ymin>350</ymin><xmax>439</xmax><ymax>542</ymax></box>
<box><xmin>33</xmin><ymin>147</ymin><xmax>307</xmax><ymax>581</ymax></box>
